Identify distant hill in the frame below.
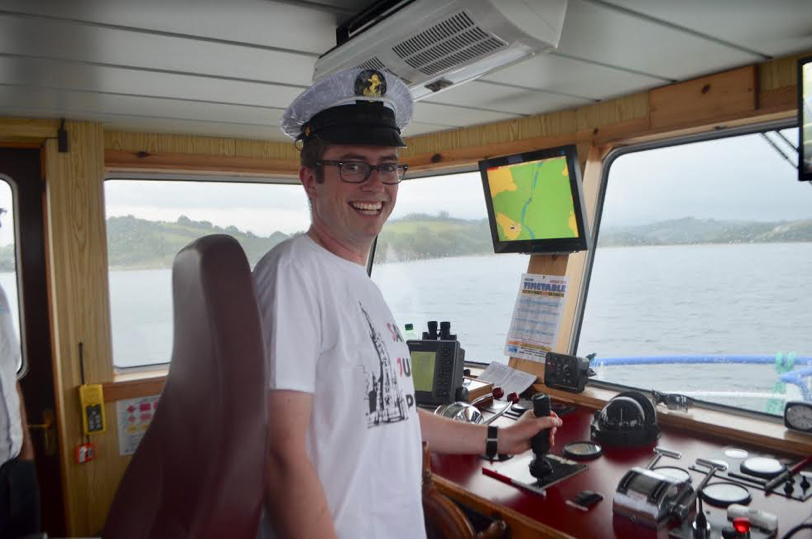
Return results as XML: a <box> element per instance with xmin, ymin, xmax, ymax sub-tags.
<box><xmin>375</xmin><ymin>213</ymin><xmax>493</xmax><ymax>262</ymax></box>
<box><xmin>0</xmin><ymin>215</ymin><xmax>810</xmax><ymax>272</ymax></box>
<box><xmin>105</xmin><ymin>215</ymin><xmax>291</xmax><ymax>269</ymax></box>
<box><xmin>597</xmin><ymin>217</ymin><xmax>812</xmax><ymax>247</ymax></box>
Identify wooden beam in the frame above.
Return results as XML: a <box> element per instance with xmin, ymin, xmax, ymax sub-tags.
<box><xmin>0</xmin><ymin>118</ymin><xmax>59</xmax><ymax>143</ymax></box>
<box><xmin>104</xmin><ymin>150</ymin><xmax>299</xmax><ymax>178</ymax></box>
<box><xmin>102</xmin><ymin>377</ymin><xmax>166</xmax><ymax>403</ymax></box>
<box><xmin>45</xmin><ymin>121</ymin><xmax>118</xmax><ymax>536</ymax></box>
<box><xmin>650</xmin><ymin>66</ymin><xmax>756</xmax><ymax>130</ymax></box>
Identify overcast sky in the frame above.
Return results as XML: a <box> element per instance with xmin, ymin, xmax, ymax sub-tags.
<box><xmin>1</xmin><ymin>128</ymin><xmax>810</xmax><ymax>246</ymax></box>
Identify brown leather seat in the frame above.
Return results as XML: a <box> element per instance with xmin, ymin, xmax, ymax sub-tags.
<box><xmin>104</xmin><ymin>235</ymin><xmax>267</xmax><ymax>539</ymax></box>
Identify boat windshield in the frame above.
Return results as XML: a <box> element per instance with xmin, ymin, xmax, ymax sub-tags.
<box><xmin>576</xmin><ymin>127</ymin><xmax>812</xmax><ymax>416</ymax></box>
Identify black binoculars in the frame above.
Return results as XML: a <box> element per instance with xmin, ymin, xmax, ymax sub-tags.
<box><xmin>423</xmin><ymin>320</ymin><xmax>457</xmax><ymax>341</ymax></box>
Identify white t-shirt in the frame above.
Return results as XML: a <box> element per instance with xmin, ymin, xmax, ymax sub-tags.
<box><xmin>253</xmin><ymin>235</ymin><xmax>425</xmax><ymax>539</ymax></box>
<box><xmin>0</xmin><ymin>284</ymin><xmax>22</xmax><ymax>465</ymax></box>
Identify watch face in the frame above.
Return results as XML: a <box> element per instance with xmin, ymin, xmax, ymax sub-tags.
<box><xmin>785</xmin><ymin>402</ymin><xmax>812</xmax><ymax>432</ymax></box>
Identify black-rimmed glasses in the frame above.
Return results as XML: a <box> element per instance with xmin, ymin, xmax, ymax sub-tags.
<box><xmin>316</xmin><ymin>160</ymin><xmax>408</xmax><ymax>184</ymax></box>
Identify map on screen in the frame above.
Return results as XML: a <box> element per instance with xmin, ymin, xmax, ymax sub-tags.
<box><xmin>485</xmin><ymin>156</ymin><xmax>579</xmax><ymax>242</ymax></box>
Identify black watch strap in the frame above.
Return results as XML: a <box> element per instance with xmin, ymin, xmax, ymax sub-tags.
<box><xmin>486</xmin><ymin>425</ymin><xmax>498</xmax><ymax>459</ymax></box>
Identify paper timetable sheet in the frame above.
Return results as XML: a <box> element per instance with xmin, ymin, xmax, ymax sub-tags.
<box><xmin>504</xmin><ymin>273</ymin><xmax>568</xmax><ymax>362</ymax></box>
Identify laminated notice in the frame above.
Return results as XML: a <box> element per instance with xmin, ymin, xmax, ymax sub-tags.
<box><xmin>504</xmin><ymin>273</ymin><xmax>568</xmax><ymax>362</ymax></box>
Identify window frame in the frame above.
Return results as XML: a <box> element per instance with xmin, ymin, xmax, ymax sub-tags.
<box><xmin>103</xmin><ymin>172</ymin><xmax>305</xmax><ymax>374</ymax></box>
<box><xmin>570</xmin><ymin>118</ymin><xmax>800</xmax><ymax>421</ymax></box>
<box><xmin>0</xmin><ymin>173</ymin><xmax>25</xmax><ymax>376</ymax></box>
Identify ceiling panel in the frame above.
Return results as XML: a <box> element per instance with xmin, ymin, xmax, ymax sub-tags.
<box><xmin>482</xmin><ymin>53</ymin><xmax>666</xmax><ymax>101</ymax></box>
<box><xmin>0</xmin><ymin>0</ymin><xmax>341</xmax><ymax>55</ymax></box>
<box><xmin>0</xmin><ymin>56</ymin><xmax>300</xmax><ymax>108</ymax></box>
<box><xmin>0</xmin><ymin>85</ymin><xmax>283</xmax><ymax>126</ymax></box>
<box><xmin>555</xmin><ymin>0</ymin><xmax>763</xmax><ymax>80</ymax></box>
<box><xmin>422</xmin><ymin>81</ymin><xmax>591</xmax><ymax>116</ymax></box>
<box><xmin>411</xmin><ymin>102</ymin><xmax>520</xmax><ymax>128</ymax></box>
<box><xmin>601</xmin><ymin>0</ymin><xmax>812</xmax><ymax>57</ymax></box>
<box><xmin>0</xmin><ymin>105</ymin><xmax>286</xmax><ymax>140</ymax></box>
<box><xmin>0</xmin><ymin>12</ymin><xmax>316</xmax><ymax>86</ymax></box>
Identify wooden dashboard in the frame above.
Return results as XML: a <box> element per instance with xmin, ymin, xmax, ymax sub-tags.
<box><xmin>430</xmin><ymin>403</ymin><xmax>811</xmax><ymax>539</ymax></box>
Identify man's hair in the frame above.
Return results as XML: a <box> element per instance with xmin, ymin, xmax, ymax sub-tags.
<box><xmin>299</xmin><ymin>137</ymin><xmax>331</xmax><ymax>183</ymax></box>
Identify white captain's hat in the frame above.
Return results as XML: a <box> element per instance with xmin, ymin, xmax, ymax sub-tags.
<box><xmin>281</xmin><ymin>68</ymin><xmax>413</xmax><ymax>147</ymax></box>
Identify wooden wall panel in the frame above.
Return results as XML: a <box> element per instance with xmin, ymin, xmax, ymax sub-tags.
<box><xmin>0</xmin><ymin>118</ymin><xmax>59</xmax><ymax>144</ymax></box>
<box><xmin>104</xmin><ymin>131</ymin><xmax>301</xmax><ymax>178</ymax></box>
<box><xmin>45</xmin><ymin>121</ymin><xmax>123</xmax><ymax>536</ymax></box>
<box><xmin>650</xmin><ymin>66</ymin><xmax>756</xmax><ymax>130</ymax></box>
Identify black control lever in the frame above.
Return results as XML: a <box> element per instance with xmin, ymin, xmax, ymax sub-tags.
<box><xmin>671</xmin><ymin>459</ymin><xmax>727</xmax><ymax>521</ymax></box>
<box><xmin>529</xmin><ymin>393</ymin><xmax>553</xmax><ymax>479</ymax></box>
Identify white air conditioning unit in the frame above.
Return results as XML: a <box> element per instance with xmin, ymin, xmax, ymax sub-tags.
<box><xmin>313</xmin><ymin>0</ymin><xmax>568</xmax><ymax>101</ymax></box>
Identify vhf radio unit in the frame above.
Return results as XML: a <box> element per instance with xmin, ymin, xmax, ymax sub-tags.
<box><xmin>409</xmin><ymin>321</ymin><xmax>468</xmax><ymax>406</ymax></box>
<box><xmin>544</xmin><ymin>352</ymin><xmax>593</xmax><ymax>393</ymax></box>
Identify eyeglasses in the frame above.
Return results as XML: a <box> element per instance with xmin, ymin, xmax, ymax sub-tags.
<box><xmin>316</xmin><ymin>160</ymin><xmax>408</xmax><ymax>184</ymax></box>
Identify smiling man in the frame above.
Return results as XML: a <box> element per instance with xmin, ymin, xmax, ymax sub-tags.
<box><xmin>254</xmin><ymin>69</ymin><xmax>561</xmax><ymax>539</ymax></box>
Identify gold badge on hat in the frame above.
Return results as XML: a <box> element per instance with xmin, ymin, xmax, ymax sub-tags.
<box><xmin>354</xmin><ymin>69</ymin><xmax>387</xmax><ymax>98</ymax></box>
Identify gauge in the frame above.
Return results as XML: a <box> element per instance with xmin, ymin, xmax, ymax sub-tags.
<box><xmin>784</xmin><ymin>401</ymin><xmax>812</xmax><ymax>434</ymax></box>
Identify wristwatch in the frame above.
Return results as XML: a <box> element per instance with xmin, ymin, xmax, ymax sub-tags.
<box><xmin>486</xmin><ymin>425</ymin><xmax>498</xmax><ymax>459</ymax></box>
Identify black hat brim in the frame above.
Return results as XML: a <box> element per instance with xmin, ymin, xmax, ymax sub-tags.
<box><xmin>314</xmin><ymin>124</ymin><xmax>406</xmax><ymax>147</ymax></box>
<box><xmin>302</xmin><ymin>103</ymin><xmax>407</xmax><ymax>147</ymax></box>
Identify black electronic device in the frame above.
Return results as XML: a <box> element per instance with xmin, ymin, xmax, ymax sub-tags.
<box><xmin>409</xmin><ymin>339</ymin><xmax>467</xmax><ymax>406</ymax></box>
<box><xmin>784</xmin><ymin>400</ymin><xmax>812</xmax><ymax>434</ymax></box>
<box><xmin>529</xmin><ymin>393</ymin><xmax>553</xmax><ymax>478</ymax></box>
<box><xmin>798</xmin><ymin>56</ymin><xmax>812</xmax><ymax>181</ymax></box>
<box><xmin>591</xmin><ymin>391</ymin><xmax>660</xmax><ymax>447</ymax></box>
<box><xmin>544</xmin><ymin>352</ymin><xmax>593</xmax><ymax>393</ymax></box>
<box><xmin>478</xmin><ymin>144</ymin><xmax>590</xmax><ymax>254</ymax></box>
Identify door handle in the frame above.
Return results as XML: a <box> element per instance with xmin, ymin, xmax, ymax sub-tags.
<box><xmin>28</xmin><ymin>409</ymin><xmax>57</xmax><ymax>456</ymax></box>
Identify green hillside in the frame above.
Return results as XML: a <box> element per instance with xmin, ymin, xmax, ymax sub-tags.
<box><xmin>376</xmin><ymin>213</ymin><xmax>493</xmax><ymax>262</ymax></box>
<box><xmin>1</xmin><ymin>214</ymin><xmax>811</xmax><ymax>272</ymax></box>
<box><xmin>598</xmin><ymin>217</ymin><xmax>812</xmax><ymax>247</ymax></box>
<box><xmin>105</xmin><ymin>215</ymin><xmax>290</xmax><ymax>269</ymax></box>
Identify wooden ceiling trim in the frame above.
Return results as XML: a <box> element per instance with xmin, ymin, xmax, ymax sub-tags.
<box><xmin>650</xmin><ymin>66</ymin><xmax>756</xmax><ymax>130</ymax></box>
<box><xmin>104</xmin><ymin>131</ymin><xmax>300</xmax><ymax>177</ymax></box>
<box><xmin>0</xmin><ymin>118</ymin><xmax>60</xmax><ymax>143</ymax></box>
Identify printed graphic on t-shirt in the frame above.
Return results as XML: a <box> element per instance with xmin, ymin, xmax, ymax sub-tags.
<box><xmin>360</xmin><ymin>302</ymin><xmax>413</xmax><ymax>428</ymax></box>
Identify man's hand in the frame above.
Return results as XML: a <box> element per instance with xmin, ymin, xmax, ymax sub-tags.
<box><xmin>497</xmin><ymin>411</ymin><xmax>562</xmax><ymax>455</ymax></box>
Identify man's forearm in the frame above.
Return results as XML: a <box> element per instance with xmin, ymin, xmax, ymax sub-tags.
<box><xmin>265</xmin><ymin>453</ymin><xmax>338</xmax><ymax>539</ymax></box>
<box><xmin>418</xmin><ymin>409</ymin><xmax>487</xmax><ymax>454</ymax></box>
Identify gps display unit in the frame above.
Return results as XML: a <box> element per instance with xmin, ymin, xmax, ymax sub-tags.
<box><xmin>478</xmin><ymin>144</ymin><xmax>590</xmax><ymax>254</ymax></box>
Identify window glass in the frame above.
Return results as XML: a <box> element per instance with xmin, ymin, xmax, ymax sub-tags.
<box><xmin>105</xmin><ymin>179</ymin><xmax>309</xmax><ymax>369</ymax></box>
<box><xmin>576</xmin><ymin>128</ymin><xmax>812</xmax><ymax>415</ymax></box>
<box><xmin>0</xmin><ymin>179</ymin><xmax>22</xmax><ymax>372</ymax></box>
<box><xmin>371</xmin><ymin>172</ymin><xmax>526</xmax><ymax>364</ymax></box>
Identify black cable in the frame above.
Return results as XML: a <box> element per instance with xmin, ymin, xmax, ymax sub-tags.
<box><xmin>782</xmin><ymin>523</ymin><xmax>812</xmax><ymax>539</ymax></box>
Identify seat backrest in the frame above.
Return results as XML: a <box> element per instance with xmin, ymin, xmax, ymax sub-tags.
<box><xmin>104</xmin><ymin>234</ymin><xmax>267</xmax><ymax>539</ymax></box>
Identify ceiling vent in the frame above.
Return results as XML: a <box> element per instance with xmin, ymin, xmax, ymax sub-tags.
<box><xmin>314</xmin><ymin>0</ymin><xmax>568</xmax><ymax>101</ymax></box>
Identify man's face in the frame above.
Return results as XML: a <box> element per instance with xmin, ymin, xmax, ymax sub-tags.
<box><xmin>303</xmin><ymin>144</ymin><xmax>399</xmax><ymax>251</ymax></box>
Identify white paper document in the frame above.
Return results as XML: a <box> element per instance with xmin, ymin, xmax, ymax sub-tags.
<box><xmin>504</xmin><ymin>273</ymin><xmax>568</xmax><ymax>362</ymax></box>
<box><xmin>116</xmin><ymin>395</ymin><xmax>160</xmax><ymax>456</ymax></box>
<box><xmin>478</xmin><ymin>362</ymin><xmax>537</xmax><ymax>397</ymax></box>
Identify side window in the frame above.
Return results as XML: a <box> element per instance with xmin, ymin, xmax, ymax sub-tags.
<box><xmin>0</xmin><ymin>179</ymin><xmax>22</xmax><ymax>373</ymax></box>
<box><xmin>104</xmin><ymin>179</ymin><xmax>309</xmax><ymax>370</ymax></box>
<box><xmin>575</xmin><ymin>128</ymin><xmax>812</xmax><ymax>416</ymax></box>
<box><xmin>371</xmin><ymin>172</ymin><xmax>526</xmax><ymax>364</ymax></box>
